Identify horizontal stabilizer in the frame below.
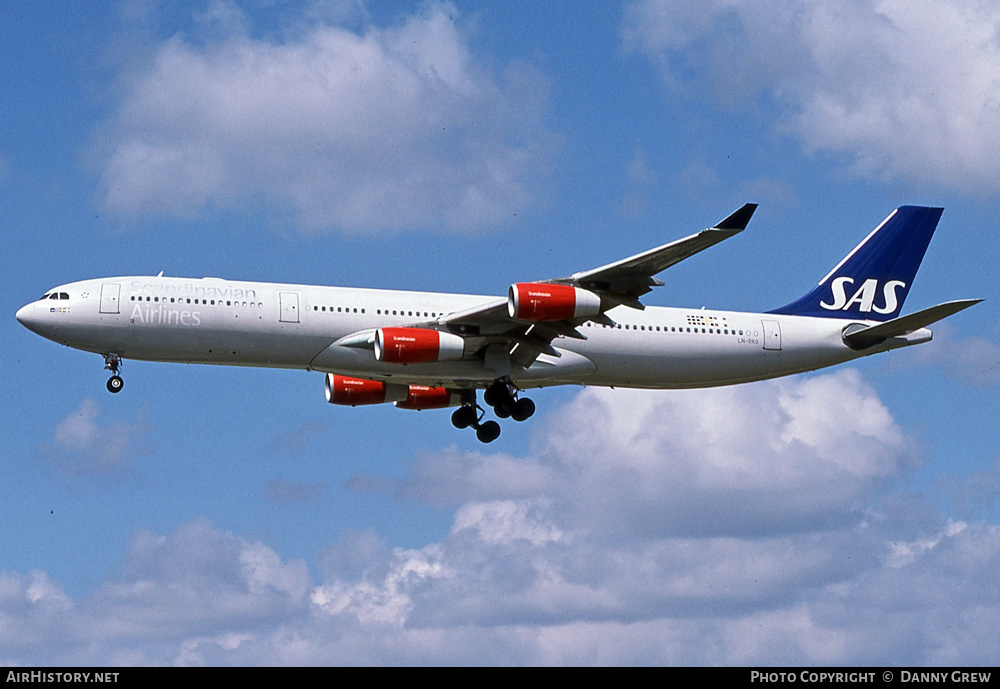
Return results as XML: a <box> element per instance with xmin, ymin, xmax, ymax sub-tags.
<box><xmin>843</xmin><ymin>299</ymin><xmax>982</xmax><ymax>349</ymax></box>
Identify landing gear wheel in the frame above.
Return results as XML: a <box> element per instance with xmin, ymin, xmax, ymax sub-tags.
<box><xmin>476</xmin><ymin>420</ymin><xmax>501</xmax><ymax>443</ymax></box>
<box><xmin>451</xmin><ymin>405</ymin><xmax>478</xmax><ymax>429</ymax></box>
<box><xmin>483</xmin><ymin>381</ymin><xmax>507</xmax><ymax>408</ymax></box>
<box><xmin>103</xmin><ymin>353</ymin><xmax>123</xmax><ymax>394</ymax></box>
<box><xmin>511</xmin><ymin>397</ymin><xmax>535</xmax><ymax>422</ymax></box>
<box><xmin>494</xmin><ymin>401</ymin><xmax>512</xmax><ymax>419</ymax></box>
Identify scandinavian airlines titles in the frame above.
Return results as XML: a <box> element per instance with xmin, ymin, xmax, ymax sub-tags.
<box><xmin>127</xmin><ymin>279</ymin><xmax>262</xmax><ymax>327</ymax></box>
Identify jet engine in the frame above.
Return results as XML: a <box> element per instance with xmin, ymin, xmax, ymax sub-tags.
<box><xmin>395</xmin><ymin>385</ymin><xmax>463</xmax><ymax>410</ymax></box>
<box><xmin>508</xmin><ymin>283</ymin><xmax>602</xmax><ymax>322</ymax></box>
<box><xmin>374</xmin><ymin>327</ymin><xmax>465</xmax><ymax>364</ymax></box>
<box><xmin>325</xmin><ymin>374</ymin><xmax>407</xmax><ymax>406</ymax></box>
<box><xmin>325</xmin><ymin>374</ymin><xmax>461</xmax><ymax>411</ymax></box>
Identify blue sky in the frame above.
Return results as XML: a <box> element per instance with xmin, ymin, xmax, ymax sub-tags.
<box><xmin>2</xmin><ymin>0</ymin><xmax>998</xmax><ymax>665</ymax></box>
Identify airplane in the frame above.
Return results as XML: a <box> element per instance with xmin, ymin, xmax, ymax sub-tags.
<box><xmin>16</xmin><ymin>205</ymin><xmax>980</xmax><ymax>443</ymax></box>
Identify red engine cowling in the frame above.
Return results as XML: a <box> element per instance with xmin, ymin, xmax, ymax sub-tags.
<box><xmin>395</xmin><ymin>385</ymin><xmax>463</xmax><ymax>410</ymax></box>
<box><xmin>325</xmin><ymin>374</ymin><xmax>407</xmax><ymax>406</ymax></box>
<box><xmin>374</xmin><ymin>328</ymin><xmax>465</xmax><ymax>364</ymax></box>
<box><xmin>507</xmin><ymin>283</ymin><xmax>602</xmax><ymax>322</ymax></box>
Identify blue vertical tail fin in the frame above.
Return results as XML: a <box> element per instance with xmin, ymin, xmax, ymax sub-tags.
<box><xmin>768</xmin><ymin>206</ymin><xmax>943</xmax><ymax>321</ymax></box>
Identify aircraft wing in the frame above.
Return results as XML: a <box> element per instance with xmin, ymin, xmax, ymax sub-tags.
<box><xmin>332</xmin><ymin>205</ymin><xmax>756</xmax><ymax>369</ymax></box>
<box><xmin>435</xmin><ymin>204</ymin><xmax>757</xmax><ymax>366</ymax></box>
<box><xmin>553</xmin><ymin>203</ymin><xmax>758</xmax><ymax>306</ymax></box>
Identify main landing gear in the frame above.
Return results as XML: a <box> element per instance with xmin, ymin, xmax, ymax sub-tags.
<box><xmin>451</xmin><ymin>379</ymin><xmax>535</xmax><ymax>444</ymax></box>
<box><xmin>484</xmin><ymin>379</ymin><xmax>536</xmax><ymax>422</ymax></box>
<box><xmin>104</xmin><ymin>353</ymin><xmax>124</xmax><ymax>394</ymax></box>
<box><xmin>450</xmin><ymin>401</ymin><xmax>500</xmax><ymax>443</ymax></box>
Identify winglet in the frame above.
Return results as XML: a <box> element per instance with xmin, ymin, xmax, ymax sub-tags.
<box><xmin>715</xmin><ymin>203</ymin><xmax>758</xmax><ymax>231</ymax></box>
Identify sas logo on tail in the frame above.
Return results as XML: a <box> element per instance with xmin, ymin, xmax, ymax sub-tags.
<box><xmin>820</xmin><ymin>278</ymin><xmax>906</xmax><ymax>314</ymax></box>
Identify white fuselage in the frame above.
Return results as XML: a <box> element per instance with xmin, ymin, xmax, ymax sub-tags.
<box><xmin>16</xmin><ymin>275</ymin><xmax>930</xmax><ymax>391</ymax></box>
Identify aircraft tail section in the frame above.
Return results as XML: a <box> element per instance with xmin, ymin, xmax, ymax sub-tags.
<box><xmin>769</xmin><ymin>206</ymin><xmax>943</xmax><ymax>321</ymax></box>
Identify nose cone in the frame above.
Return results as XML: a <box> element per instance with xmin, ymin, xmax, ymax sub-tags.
<box><xmin>15</xmin><ymin>303</ymin><xmax>40</xmax><ymax>334</ymax></box>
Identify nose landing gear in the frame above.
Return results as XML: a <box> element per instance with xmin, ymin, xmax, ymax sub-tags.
<box><xmin>104</xmin><ymin>353</ymin><xmax>124</xmax><ymax>394</ymax></box>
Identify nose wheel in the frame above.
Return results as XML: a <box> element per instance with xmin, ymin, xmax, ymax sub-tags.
<box><xmin>104</xmin><ymin>353</ymin><xmax>124</xmax><ymax>394</ymax></box>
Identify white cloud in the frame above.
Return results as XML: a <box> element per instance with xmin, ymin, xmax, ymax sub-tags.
<box><xmin>936</xmin><ymin>333</ymin><xmax>1000</xmax><ymax>386</ymax></box>
<box><xmin>98</xmin><ymin>2</ymin><xmax>557</xmax><ymax>234</ymax></box>
<box><xmin>896</xmin><ymin>321</ymin><xmax>1000</xmax><ymax>386</ymax></box>
<box><xmin>474</xmin><ymin>369</ymin><xmax>911</xmax><ymax>539</ymax></box>
<box><xmin>450</xmin><ymin>500</ymin><xmax>564</xmax><ymax>547</ymax></box>
<box><xmin>4</xmin><ymin>372</ymin><xmax>999</xmax><ymax>664</ymax></box>
<box><xmin>623</xmin><ymin>0</ymin><xmax>1000</xmax><ymax>195</ymax></box>
<box><xmin>44</xmin><ymin>399</ymin><xmax>151</xmax><ymax>473</ymax></box>
<box><xmin>86</xmin><ymin>520</ymin><xmax>310</xmax><ymax>638</ymax></box>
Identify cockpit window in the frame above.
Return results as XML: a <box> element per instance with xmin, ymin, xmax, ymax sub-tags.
<box><xmin>41</xmin><ymin>293</ymin><xmax>50</xmax><ymax>300</ymax></box>
<box><xmin>59</xmin><ymin>292</ymin><xmax>69</xmax><ymax>300</ymax></box>
<box><xmin>46</xmin><ymin>292</ymin><xmax>69</xmax><ymax>300</ymax></box>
